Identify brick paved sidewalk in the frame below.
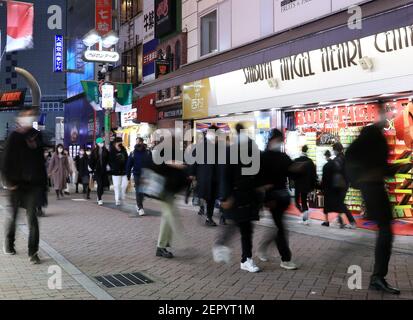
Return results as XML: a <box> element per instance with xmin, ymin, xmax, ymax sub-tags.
<box><xmin>0</xmin><ymin>200</ymin><xmax>95</xmax><ymax>299</ymax></box>
<box><xmin>0</xmin><ymin>189</ymin><xmax>412</xmax><ymax>300</ymax></box>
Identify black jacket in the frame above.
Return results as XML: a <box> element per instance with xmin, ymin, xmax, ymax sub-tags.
<box><xmin>75</xmin><ymin>155</ymin><xmax>90</xmax><ymax>178</ymax></box>
<box><xmin>219</xmin><ymin>138</ymin><xmax>261</xmax><ymax>222</ymax></box>
<box><xmin>292</xmin><ymin>155</ymin><xmax>318</xmax><ymax>193</ymax></box>
<box><xmin>109</xmin><ymin>146</ymin><xmax>129</xmax><ymax>176</ymax></box>
<box><xmin>258</xmin><ymin>150</ymin><xmax>293</xmax><ymax>190</ymax></box>
<box><xmin>1</xmin><ymin>128</ymin><xmax>47</xmax><ymax>188</ymax></box>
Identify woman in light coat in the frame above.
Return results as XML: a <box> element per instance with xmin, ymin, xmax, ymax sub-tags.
<box><xmin>48</xmin><ymin>144</ymin><xmax>71</xmax><ymax>199</ymax></box>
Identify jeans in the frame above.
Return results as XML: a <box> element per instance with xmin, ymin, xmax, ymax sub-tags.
<box><xmin>157</xmin><ymin>195</ymin><xmax>184</xmax><ymax>248</ymax></box>
<box><xmin>359</xmin><ymin>182</ymin><xmax>393</xmax><ymax>279</ymax></box>
<box><xmin>259</xmin><ymin>190</ymin><xmax>292</xmax><ymax>262</ymax></box>
<box><xmin>96</xmin><ymin>175</ymin><xmax>105</xmax><ymax>201</ymax></box>
<box><xmin>206</xmin><ymin>198</ymin><xmax>217</xmax><ymax>221</ymax></box>
<box><xmin>134</xmin><ymin>174</ymin><xmax>144</xmax><ymax>210</ymax></box>
<box><xmin>216</xmin><ymin>220</ymin><xmax>254</xmax><ymax>263</ymax></box>
<box><xmin>112</xmin><ymin>175</ymin><xmax>128</xmax><ymax>203</ymax></box>
<box><xmin>5</xmin><ymin>188</ymin><xmax>40</xmax><ymax>257</ymax></box>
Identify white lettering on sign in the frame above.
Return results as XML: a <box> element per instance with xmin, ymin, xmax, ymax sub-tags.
<box><xmin>48</xmin><ymin>5</ymin><xmax>63</xmax><ymax>30</ymax></box>
<box><xmin>83</xmin><ymin>50</ymin><xmax>120</xmax><ymax>63</ymax></box>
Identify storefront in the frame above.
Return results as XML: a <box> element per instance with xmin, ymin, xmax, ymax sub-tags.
<box><xmin>182</xmin><ymin>23</ymin><xmax>413</xmax><ymax>234</ymax></box>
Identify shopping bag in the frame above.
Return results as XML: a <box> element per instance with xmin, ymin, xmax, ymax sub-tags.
<box><xmin>89</xmin><ymin>175</ymin><xmax>95</xmax><ymax>191</ymax></box>
<box><xmin>126</xmin><ymin>179</ymin><xmax>133</xmax><ymax>193</ymax></box>
<box><xmin>139</xmin><ymin>168</ymin><xmax>166</xmax><ymax>199</ymax></box>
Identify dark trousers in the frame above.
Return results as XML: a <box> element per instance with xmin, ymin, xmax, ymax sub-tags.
<box><xmin>295</xmin><ymin>190</ymin><xmax>308</xmax><ymax>212</ymax></box>
<box><xmin>216</xmin><ymin>220</ymin><xmax>254</xmax><ymax>263</ymax></box>
<box><xmin>206</xmin><ymin>198</ymin><xmax>216</xmax><ymax>220</ymax></box>
<box><xmin>359</xmin><ymin>182</ymin><xmax>393</xmax><ymax>279</ymax></box>
<box><xmin>134</xmin><ymin>175</ymin><xmax>144</xmax><ymax>209</ymax></box>
<box><xmin>96</xmin><ymin>176</ymin><xmax>105</xmax><ymax>200</ymax></box>
<box><xmin>5</xmin><ymin>189</ymin><xmax>40</xmax><ymax>257</ymax></box>
<box><xmin>260</xmin><ymin>190</ymin><xmax>292</xmax><ymax>262</ymax></box>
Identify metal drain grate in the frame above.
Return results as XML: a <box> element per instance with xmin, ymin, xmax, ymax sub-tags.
<box><xmin>95</xmin><ymin>272</ymin><xmax>154</xmax><ymax>288</ymax></box>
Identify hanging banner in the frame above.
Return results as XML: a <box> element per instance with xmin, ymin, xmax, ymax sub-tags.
<box><xmin>6</xmin><ymin>1</ymin><xmax>34</xmax><ymax>52</ymax></box>
<box><xmin>95</xmin><ymin>0</ymin><xmax>112</xmax><ymax>36</ymax></box>
<box><xmin>114</xmin><ymin>83</ymin><xmax>133</xmax><ymax>113</ymax></box>
<box><xmin>143</xmin><ymin>39</ymin><xmax>159</xmax><ymax>83</ymax></box>
<box><xmin>81</xmin><ymin>81</ymin><xmax>102</xmax><ymax>111</ymax></box>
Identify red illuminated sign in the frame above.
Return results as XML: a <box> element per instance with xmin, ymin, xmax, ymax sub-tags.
<box><xmin>95</xmin><ymin>0</ymin><xmax>112</xmax><ymax>36</ymax></box>
<box><xmin>0</xmin><ymin>89</ymin><xmax>27</xmax><ymax>111</ymax></box>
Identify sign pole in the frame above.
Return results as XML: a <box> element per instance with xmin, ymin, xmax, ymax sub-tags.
<box><xmin>104</xmin><ymin>64</ymin><xmax>112</xmax><ymax>148</ymax></box>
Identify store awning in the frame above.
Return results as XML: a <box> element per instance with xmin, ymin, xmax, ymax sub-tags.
<box><xmin>135</xmin><ymin>0</ymin><xmax>413</xmax><ymax>97</ymax></box>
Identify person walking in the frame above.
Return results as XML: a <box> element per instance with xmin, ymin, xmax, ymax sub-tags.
<box><xmin>63</xmin><ymin>149</ymin><xmax>77</xmax><ymax>195</ymax></box>
<box><xmin>109</xmin><ymin>137</ymin><xmax>129</xmax><ymax>206</ymax></box>
<box><xmin>75</xmin><ymin>148</ymin><xmax>91</xmax><ymax>199</ymax></box>
<box><xmin>126</xmin><ymin>137</ymin><xmax>152</xmax><ymax>215</ymax></box>
<box><xmin>213</xmin><ymin>124</ymin><xmax>261</xmax><ymax>273</ymax></box>
<box><xmin>48</xmin><ymin>144</ymin><xmax>71</xmax><ymax>200</ymax></box>
<box><xmin>346</xmin><ymin>112</ymin><xmax>400</xmax><ymax>295</ymax></box>
<box><xmin>256</xmin><ymin>129</ymin><xmax>297</xmax><ymax>270</ymax></box>
<box><xmin>292</xmin><ymin>145</ymin><xmax>317</xmax><ymax>225</ymax></box>
<box><xmin>191</xmin><ymin>125</ymin><xmax>220</xmax><ymax>227</ymax></box>
<box><xmin>322</xmin><ymin>144</ymin><xmax>357</xmax><ymax>229</ymax></box>
<box><xmin>89</xmin><ymin>138</ymin><xmax>110</xmax><ymax>206</ymax></box>
<box><xmin>2</xmin><ymin>107</ymin><xmax>48</xmax><ymax>264</ymax></box>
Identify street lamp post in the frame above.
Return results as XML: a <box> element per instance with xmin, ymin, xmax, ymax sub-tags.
<box><xmin>82</xmin><ymin>30</ymin><xmax>119</xmax><ymax>148</ymax></box>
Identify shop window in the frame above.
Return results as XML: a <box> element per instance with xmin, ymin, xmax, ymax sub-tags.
<box><xmin>157</xmin><ymin>90</ymin><xmax>163</xmax><ymax>101</ymax></box>
<box><xmin>175</xmin><ymin>41</ymin><xmax>181</xmax><ymax>69</ymax></box>
<box><xmin>200</xmin><ymin>10</ymin><xmax>218</xmax><ymax>57</ymax></box>
<box><xmin>166</xmin><ymin>45</ymin><xmax>173</xmax><ymax>71</ymax></box>
<box><xmin>165</xmin><ymin>88</ymin><xmax>171</xmax><ymax>99</ymax></box>
<box><xmin>175</xmin><ymin>85</ymin><xmax>182</xmax><ymax>97</ymax></box>
<box><xmin>122</xmin><ymin>45</ymin><xmax>141</xmax><ymax>85</ymax></box>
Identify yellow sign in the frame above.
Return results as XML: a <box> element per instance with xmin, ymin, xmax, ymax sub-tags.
<box><xmin>183</xmin><ymin>79</ymin><xmax>210</xmax><ymax>119</ymax></box>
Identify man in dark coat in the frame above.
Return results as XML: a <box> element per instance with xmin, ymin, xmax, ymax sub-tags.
<box><xmin>127</xmin><ymin>137</ymin><xmax>152</xmax><ymax>216</ymax></box>
<box><xmin>292</xmin><ymin>145</ymin><xmax>318</xmax><ymax>225</ymax></box>
<box><xmin>89</xmin><ymin>137</ymin><xmax>110</xmax><ymax>205</ymax></box>
<box><xmin>191</xmin><ymin>125</ymin><xmax>220</xmax><ymax>227</ymax></box>
<box><xmin>213</xmin><ymin>124</ymin><xmax>261</xmax><ymax>273</ymax></box>
<box><xmin>1</xmin><ymin>107</ymin><xmax>47</xmax><ymax>264</ymax></box>
<box><xmin>346</xmin><ymin>116</ymin><xmax>400</xmax><ymax>295</ymax></box>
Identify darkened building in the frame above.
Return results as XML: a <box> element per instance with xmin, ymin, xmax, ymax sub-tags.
<box><xmin>0</xmin><ymin>0</ymin><xmax>67</xmax><ymax>142</ymax></box>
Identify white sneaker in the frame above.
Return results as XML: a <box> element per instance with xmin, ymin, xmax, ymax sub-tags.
<box><xmin>138</xmin><ymin>209</ymin><xmax>145</xmax><ymax>216</ymax></box>
<box><xmin>240</xmin><ymin>258</ymin><xmax>261</xmax><ymax>273</ymax></box>
<box><xmin>345</xmin><ymin>223</ymin><xmax>357</xmax><ymax>229</ymax></box>
<box><xmin>299</xmin><ymin>220</ymin><xmax>310</xmax><ymax>226</ymax></box>
<box><xmin>98</xmin><ymin>200</ymin><xmax>103</xmax><ymax>206</ymax></box>
<box><xmin>212</xmin><ymin>245</ymin><xmax>231</xmax><ymax>264</ymax></box>
<box><xmin>280</xmin><ymin>261</ymin><xmax>298</xmax><ymax>270</ymax></box>
<box><xmin>115</xmin><ymin>201</ymin><xmax>121</xmax><ymax>206</ymax></box>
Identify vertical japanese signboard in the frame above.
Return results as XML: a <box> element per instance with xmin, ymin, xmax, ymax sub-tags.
<box><xmin>143</xmin><ymin>0</ymin><xmax>155</xmax><ymax>44</ymax></box>
<box><xmin>143</xmin><ymin>39</ymin><xmax>159</xmax><ymax>84</ymax></box>
<box><xmin>54</xmin><ymin>35</ymin><xmax>64</xmax><ymax>72</ymax></box>
<box><xmin>95</xmin><ymin>0</ymin><xmax>112</xmax><ymax>36</ymax></box>
<box><xmin>183</xmin><ymin>79</ymin><xmax>211</xmax><ymax>119</ymax></box>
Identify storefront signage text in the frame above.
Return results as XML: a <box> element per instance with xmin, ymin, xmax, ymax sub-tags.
<box><xmin>155</xmin><ymin>0</ymin><xmax>176</xmax><ymax>38</ymax></box>
<box><xmin>0</xmin><ymin>89</ymin><xmax>27</xmax><ymax>111</ymax></box>
<box><xmin>95</xmin><ymin>0</ymin><xmax>112</xmax><ymax>36</ymax></box>
<box><xmin>54</xmin><ymin>35</ymin><xmax>64</xmax><ymax>73</ymax></box>
<box><xmin>83</xmin><ymin>50</ymin><xmax>120</xmax><ymax>63</ymax></box>
<box><xmin>159</xmin><ymin>108</ymin><xmax>182</xmax><ymax>120</ymax></box>
<box><xmin>295</xmin><ymin>104</ymin><xmax>379</xmax><ymax>129</ymax></box>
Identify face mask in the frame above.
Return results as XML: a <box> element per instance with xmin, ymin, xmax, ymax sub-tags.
<box><xmin>98</xmin><ymin>143</ymin><xmax>104</xmax><ymax>148</ymax></box>
<box><xmin>17</xmin><ymin>116</ymin><xmax>36</xmax><ymax>127</ymax></box>
<box><xmin>268</xmin><ymin>141</ymin><xmax>282</xmax><ymax>151</ymax></box>
<box><xmin>79</xmin><ymin>152</ymin><xmax>85</xmax><ymax>156</ymax></box>
<box><xmin>86</xmin><ymin>151</ymin><xmax>91</xmax><ymax>156</ymax></box>
<box><xmin>57</xmin><ymin>148</ymin><xmax>63</xmax><ymax>153</ymax></box>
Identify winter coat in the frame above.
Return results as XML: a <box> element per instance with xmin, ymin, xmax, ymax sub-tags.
<box><xmin>218</xmin><ymin>137</ymin><xmax>261</xmax><ymax>223</ymax></box>
<box><xmin>126</xmin><ymin>145</ymin><xmax>152</xmax><ymax>178</ymax></box>
<box><xmin>109</xmin><ymin>146</ymin><xmax>129</xmax><ymax>176</ymax></box>
<box><xmin>75</xmin><ymin>155</ymin><xmax>90</xmax><ymax>183</ymax></box>
<box><xmin>190</xmin><ymin>137</ymin><xmax>222</xmax><ymax>201</ymax></box>
<box><xmin>291</xmin><ymin>155</ymin><xmax>318</xmax><ymax>193</ymax></box>
<box><xmin>48</xmin><ymin>153</ymin><xmax>71</xmax><ymax>190</ymax></box>
<box><xmin>89</xmin><ymin>146</ymin><xmax>110</xmax><ymax>186</ymax></box>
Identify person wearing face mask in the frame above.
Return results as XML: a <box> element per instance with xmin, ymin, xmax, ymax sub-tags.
<box><xmin>75</xmin><ymin>148</ymin><xmax>91</xmax><ymax>199</ymax></box>
<box><xmin>48</xmin><ymin>144</ymin><xmax>71</xmax><ymax>200</ymax></box>
<box><xmin>191</xmin><ymin>125</ymin><xmax>220</xmax><ymax>227</ymax></box>
<box><xmin>321</xmin><ymin>144</ymin><xmax>356</xmax><ymax>229</ymax></box>
<box><xmin>89</xmin><ymin>138</ymin><xmax>110</xmax><ymax>206</ymax></box>
<box><xmin>2</xmin><ymin>107</ymin><xmax>47</xmax><ymax>264</ymax></box>
<box><xmin>255</xmin><ymin>129</ymin><xmax>297</xmax><ymax>270</ymax></box>
<box><xmin>109</xmin><ymin>137</ymin><xmax>129</xmax><ymax>206</ymax></box>
<box><xmin>126</xmin><ymin>137</ymin><xmax>152</xmax><ymax>216</ymax></box>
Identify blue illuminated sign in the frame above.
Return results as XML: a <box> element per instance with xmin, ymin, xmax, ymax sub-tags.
<box><xmin>54</xmin><ymin>35</ymin><xmax>64</xmax><ymax>72</ymax></box>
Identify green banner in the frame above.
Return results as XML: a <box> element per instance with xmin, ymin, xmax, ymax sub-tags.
<box><xmin>114</xmin><ymin>83</ymin><xmax>133</xmax><ymax>113</ymax></box>
<box><xmin>81</xmin><ymin>81</ymin><xmax>102</xmax><ymax>111</ymax></box>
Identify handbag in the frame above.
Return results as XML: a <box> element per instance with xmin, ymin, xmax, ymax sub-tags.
<box><xmin>139</xmin><ymin>168</ymin><xmax>166</xmax><ymax>199</ymax></box>
<box><xmin>89</xmin><ymin>175</ymin><xmax>95</xmax><ymax>190</ymax></box>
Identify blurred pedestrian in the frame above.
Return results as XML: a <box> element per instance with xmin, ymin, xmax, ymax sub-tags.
<box><xmin>292</xmin><ymin>145</ymin><xmax>318</xmax><ymax>225</ymax></box>
<box><xmin>109</xmin><ymin>137</ymin><xmax>129</xmax><ymax>206</ymax></box>
<box><xmin>346</xmin><ymin>109</ymin><xmax>400</xmax><ymax>294</ymax></box>
<box><xmin>1</xmin><ymin>107</ymin><xmax>47</xmax><ymax>264</ymax></box>
<box><xmin>89</xmin><ymin>138</ymin><xmax>110</xmax><ymax>206</ymax></box>
<box><xmin>64</xmin><ymin>149</ymin><xmax>77</xmax><ymax>195</ymax></box>
<box><xmin>126</xmin><ymin>137</ymin><xmax>152</xmax><ymax>215</ymax></box>
<box><xmin>256</xmin><ymin>129</ymin><xmax>297</xmax><ymax>270</ymax></box>
<box><xmin>48</xmin><ymin>144</ymin><xmax>71</xmax><ymax>200</ymax></box>
<box><xmin>322</xmin><ymin>144</ymin><xmax>356</xmax><ymax>229</ymax></box>
<box><xmin>75</xmin><ymin>148</ymin><xmax>91</xmax><ymax>199</ymax></box>
<box><xmin>213</xmin><ymin>124</ymin><xmax>261</xmax><ymax>273</ymax></box>
<box><xmin>191</xmin><ymin>125</ymin><xmax>220</xmax><ymax>227</ymax></box>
